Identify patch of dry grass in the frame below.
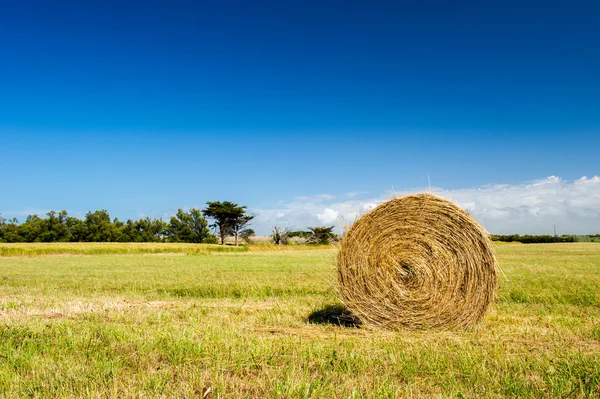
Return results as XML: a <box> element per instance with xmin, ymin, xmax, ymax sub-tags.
<box><xmin>248</xmin><ymin>243</ymin><xmax>336</xmax><ymax>252</ymax></box>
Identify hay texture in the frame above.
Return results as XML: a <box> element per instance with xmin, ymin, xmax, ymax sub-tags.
<box><xmin>337</xmin><ymin>193</ymin><xmax>497</xmax><ymax>330</ymax></box>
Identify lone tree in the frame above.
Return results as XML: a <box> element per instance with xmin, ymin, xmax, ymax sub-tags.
<box><xmin>240</xmin><ymin>228</ymin><xmax>255</xmax><ymax>243</ymax></box>
<box><xmin>232</xmin><ymin>214</ymin><xmax>254</xmax><ymax>246</ymax></box>
<box><xmin>271</xmin><ymin>226</ymin><xmax>290</xmax><ymax>245</ymax></box>
<box><xmin>202</xmin><ymin>201</ymin><xmax>254</xmax><ymax>245</ymax></box>
<box><xmin>306</xmin><ymin>226</ymin><xmax>338</xmax><ymax>245</ymax></box>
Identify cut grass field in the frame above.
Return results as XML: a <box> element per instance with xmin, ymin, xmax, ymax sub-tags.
<box><xmin>0</xmin><ymin>243</ymin><xmax>599</xmax><ymax>398</ymax></box>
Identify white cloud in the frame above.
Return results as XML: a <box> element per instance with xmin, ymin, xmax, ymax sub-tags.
<box><xmin>443</xmin><ymin>176</ymin><xmax>600</xmax><ymax>235</ymax></box>
<box><xmin>250</xmin><ymin>176</ymin><xmax>600</xmax><ymax>235</ymax></box>
<box><xmin>4</xmin><ymin>176</ymin><xmax>598</xmax><ymax>237</ymax></box>
<box><xmin>317</xmin><ymin>208</ymin><xmax>339</xmax><ymax>223</ymax></box>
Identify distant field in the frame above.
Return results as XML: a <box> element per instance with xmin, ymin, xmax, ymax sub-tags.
<box><xmin>0</xmin><ymin>242</ymin><xmax>247</xmax><ymax>257</ymax></box>
<box><xmin>0</xmin><ymin>242</ymin><xmax>337</xmax><ymax>257</ymax></box>
<box><xmin>0</xmin><ymin>244</ymin><xmax>599</xmax><ymax>398</ymax></box>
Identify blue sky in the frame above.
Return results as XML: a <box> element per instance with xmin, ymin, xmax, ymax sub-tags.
<box><xmin>1</xmin><ymin>1</ymin><xmax>599</xmax><ymax>234</ymax></box>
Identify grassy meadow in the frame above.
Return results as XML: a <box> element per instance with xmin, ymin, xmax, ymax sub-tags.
<box><xmin>0</xmin><ymin>243</ymin><xmax>599</xmax><ymax>398</ymax></box>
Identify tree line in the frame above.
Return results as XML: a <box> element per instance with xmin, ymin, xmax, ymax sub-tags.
<box><xmin>0</xmin><ymin>201</ymin><xmax>253</xmax><ymax>244</ymax></box>
<box><xmin>5</xmin><ymin>207</ymin><xmax>595</xmax><ymax>245</ymax></box>
<box><xmin>490</xmin><ymin>234</ymin><xmax>599</xmax><ymax>243</ymax></box>
<box><xmin>0</xmin><ymin>201</ymin><xmax>342</xmax><ymax>245</ymax></box>
<box><xmin>271</xmin><ymin>226</ymin><xmax>338</xmax><ymax>245</ymax></box>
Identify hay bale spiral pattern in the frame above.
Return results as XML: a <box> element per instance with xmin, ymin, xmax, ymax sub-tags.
<box><xmin>337</xmin><ymin>193</ymin><xmax>497</xmax><ymax>330</ymax></box>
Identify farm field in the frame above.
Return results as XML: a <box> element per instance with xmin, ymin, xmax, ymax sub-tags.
<box><xmin>0</xmin><ymin>243</ymin><xmax>599</xmax><ymax>398</ymax></box>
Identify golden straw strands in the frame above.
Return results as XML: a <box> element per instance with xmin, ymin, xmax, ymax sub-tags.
<box><xmin>337</xmin><ymin>193</ymin><xmax>498</xmax><ymax>330</ymax></box>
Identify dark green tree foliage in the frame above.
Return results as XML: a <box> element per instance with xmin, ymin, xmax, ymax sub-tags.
<box><xmin>0</xmin><ymin>209</ymin><xmax>215</xmax><ymax>243</ymax></box>
<box><xmin>0</xmin><ymin>215</ymin><xmax>21</xmax><ymax>242</ymax></box>
<box><xmin>40</xmin><ymin>211</ymin><xmax>72</xmax><ymax>242</ymax></box>
<box><xmin>306</xmin><ymin>226</ymin><xmax>338</xmax><ymax>245</ymax></box>
<box><xmin>491</xmin><ymin>234</ymin><xmax>576</xmax><ymax>243</ymax></box>
<box><xmin>288</xmin><ymin>230</ymin><xmax>311</xmax><ymax>239</ymax></box>
<box><xmin>84</xmin><ymin>210</ymin><xmax>116</xmax><ymax>242</ymax></box>
<box><xmin>166</xmin><ymin>209</ymin><xmax>215</xmax><ymax>243</ymax></box>
<box><xmin>114</xmin><ymin>218</ymin><xmax>169</xmax><ymax>242</ymax></box>
<box><xmin>67</xmin><ymin>217</ymin><xmax>87</xmax><ymax>242</ymax></box>
<box><xmin>202</xmin><ymin>201</ymin><xmax>253</xmax><ymax>245</ymax></box>
<box><xmin>18</xmin><ymin>215</ymin><xmax>44</xmax><ymax>242</ymax></box>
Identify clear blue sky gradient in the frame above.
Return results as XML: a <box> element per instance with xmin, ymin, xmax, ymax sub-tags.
<box><xmin>1</xmin><ymin>1</ymin><xmax>599</xmax><ymax>221</ymax></box>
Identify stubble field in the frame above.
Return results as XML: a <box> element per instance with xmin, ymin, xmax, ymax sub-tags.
<box><xmin>0</xmin><ymin>243</ymin><xmax>599</xmax><ymax>398</ymax></box>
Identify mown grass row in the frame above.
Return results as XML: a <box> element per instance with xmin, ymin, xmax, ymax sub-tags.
<box><xmin>247</xmin><ymin>242</ymin><xmax>337</xmax><ymax>252</ymax></box>
<box><xmin>0</xmin><ymin>242</ymin><xmax>338</xmax><ymax>257</ymax></box>
<box><xmin>0</xmin><ymin>242</ymin><xmax>247</xmax><ymax>257</ymax></box>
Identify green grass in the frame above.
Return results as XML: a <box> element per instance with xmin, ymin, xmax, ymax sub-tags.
<box><xmin>0</xmin><ymin>243</ymin><xmax>599</xmax><ymax>398</ymax></box>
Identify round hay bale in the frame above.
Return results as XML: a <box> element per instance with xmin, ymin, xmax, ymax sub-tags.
<box><xmin>337</xmin><ymin>193</ymin><xmax>497</xmax><ymax>330</ymax></box>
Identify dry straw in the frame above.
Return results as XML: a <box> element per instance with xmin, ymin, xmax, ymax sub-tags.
<box><xmin>337</xmin><ymin>193</ymin><xmax>498</xmax><ymax>330</ymax></box>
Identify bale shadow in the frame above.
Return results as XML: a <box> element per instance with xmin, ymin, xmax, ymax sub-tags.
<box><xmin>307</xmin><ymin>304</ymin><xmax>361</xmax><ymax>328</ymax></box>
